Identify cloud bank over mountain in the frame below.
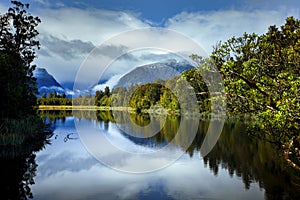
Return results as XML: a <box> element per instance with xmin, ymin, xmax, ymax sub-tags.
<box><xmin>1</xmin><ymin>1</ymin><xmax>299</xmax><ymax>89</ymax></box>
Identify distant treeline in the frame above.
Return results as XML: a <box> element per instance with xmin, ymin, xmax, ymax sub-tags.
<box><xmin>37</xmin><ymin>67</ymin><xmax>212</xmax><ymax>113</ymax></box>
<box><xmin>37</xmin><ymin>91</ymin><xmax>72</xmax><ymax>105</ymax></box>
<box><xmin>110</xmin><ymin>68</ymin><xmax>211</xmax><ymax>113</ymax></box>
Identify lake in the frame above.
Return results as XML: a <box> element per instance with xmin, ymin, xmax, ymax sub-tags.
<box><xmin>1</xmin><ymin>110</ymin><xmax>300</xmax><ymax>199</ymax></box>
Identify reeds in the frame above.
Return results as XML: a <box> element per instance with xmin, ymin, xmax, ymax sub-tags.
<box><xmin>0</xmin><ymin>115</ymin><xmax>46</xmax><ymax>146</ymax></box>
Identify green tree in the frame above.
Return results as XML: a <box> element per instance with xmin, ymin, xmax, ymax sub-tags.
<box><xmin>209</xmin><ymin>16</ymin><xmax>300</xmax><ymax>168</ymax></box>
<box><xmin>48</xmin><ymin>91</ymin><xmax>53</xmax><ymax>99</ymax></box>
<box><xmin>61</xmin><ymin>93</ymin><xmax>66</xmax><ymax>99</ymax></box>
<box><xmin>111</xmin><ymin>87</ymin><xmax>127</xmax><ymax>106</ymax></box>
<box><xmin>41</xmin><ymin>92</ymin><xmax>46</xmax><ymax>99</ymax></box>
<box><xmin>0</xmin><ymin>1</ymin><xmax>41</xmax><ymax>119</ymax></box>
<box><xmin>104</xmin><ymin>86</ymin><xmax>110</xmax><ymax>96</ymax></box>
<box><xmin>181</xmin><ymin>67</ymin><xmax>211</xmax><ymax>112</ymax></box>
<box><xmin>95</xmin><ymin>90</ymin><xmax>104</xmax><ymax>106</ymax></box>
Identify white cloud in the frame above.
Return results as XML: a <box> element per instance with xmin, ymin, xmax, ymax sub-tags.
<box><xmin>92</xmin><ymin>74</ymin><xmax>122</xmax><ymax>92</ymax></box>
<box><xmin>166</xmin><ymin>9</ymin><xmax>300</xmax><ymax>53</ymax></box>
<box><xmin>32</xmin><ymin>0</ymin><xmax>50</xmax><ymax>6</ymax></box>
<box><xmin>35</xmin><ymin>7</ymin><xmax>298</xmax><ymax>86</ymax></box>
<box><xmin>1</xmin><ymin>2</ymin><xmax>299</xmax><ymax>88</ymax></box>
<box><xmin>36</xmin><ymin>7</ymin><xmax>149</xmax><ymax>43</ymax></box>
<box><xmin>32</xmin><ymin>7</ymin><xmax>151</xmax><ymax>84</ymax></box>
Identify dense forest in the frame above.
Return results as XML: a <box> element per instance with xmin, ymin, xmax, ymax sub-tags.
<box><xmin>37</xmin><ymin>91</ymin><xmax>71</xmax><ymax>105</ymax></box>
<box><xmin>209</xmin><ymin>16</ymin><xmax>300</xmax><ymax>169</ymax></box>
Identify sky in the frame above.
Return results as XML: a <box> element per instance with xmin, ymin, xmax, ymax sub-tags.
<box><xmin>0</xmin><ymin>0</ymin><xmax>300</xmax><ymax>89</ymax></box>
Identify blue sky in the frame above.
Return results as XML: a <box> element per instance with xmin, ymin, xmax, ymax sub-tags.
<box><xmin>50</xmin><ymin>0</ymin><xmax>237</xmax><ymax>24</ymax></box>
<box><xmin>23</xmin><ymin>0</ymin><xmax>300</xmax><ymax>24</ymax></box>
<box><xmin>1</xmin><ymin>0</ymin><xmax>300</xmax><ymax>88</ymax></box>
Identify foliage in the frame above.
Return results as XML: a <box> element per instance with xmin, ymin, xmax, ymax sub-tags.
<box><xmin>95</xmin><ymin>86</ymin><xmax>112</xmax><ymax>106</ymax></box>
<box><xmin>111</xmin><ymin>86</ymin><xmax>128</xmax><ymax>106</ymax></box>
<box><xmin>124</xmin><ymin>83</ymin><xmax>179</xmax><ymax>113</ymax></box>
<box><xmin>180</xmin><ymin>67</ymin><xmax>211</xmax><ymax>113</ymax></box>
<box><xmin>37</xmin><ymin>87</ymin><xmax>112</xmax><ymax>107</ymax></box>
<box><xmin>37</xmin><ymin>91</ymin><xmax>72</xmax><ymax>105</ymax></box>
<box><xmin>0</xmin><ymin>1</ymin><xmax>41</xmax><ymax>119</ymax></box>
<box><xmin>209</xmin><ymin>16</ymin><xmax>300</xmax><ymax>167</ymax></box>
<box><xmin>111</xmin><ymin>67</ymin><xmax>211</xmax><ymax>113</ymax></box>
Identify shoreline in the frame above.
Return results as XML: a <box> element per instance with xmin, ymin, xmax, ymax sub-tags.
<box><xmin>37</xmin><ymin>105</ymin><xmax>131</xmax><ymax>111</ymax></box>
<box><xmin>37</xmin><ymin>105</ymin><xmax>229</xmax><ymax>119</ymax></box>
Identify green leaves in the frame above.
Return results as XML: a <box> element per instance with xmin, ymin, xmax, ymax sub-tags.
<box><xmin>1</xmin><ymin>1</ymin><xmax>41</xmax><ymax>69</ymax></box>
<box><xmin>209</xmin><ymin>16</ymin><xmax>300</xmax><ymax>167</ymax></box>
<box><xmin>0</xmin><ymin>1</ymin><xmax>40</xmax><ymax>119</ymax></box>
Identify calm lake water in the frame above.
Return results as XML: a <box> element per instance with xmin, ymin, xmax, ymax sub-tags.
<box><xmin>1</xmin><ymin>110</ymin><xmax>300</xmax><ymax>199</ymax></box>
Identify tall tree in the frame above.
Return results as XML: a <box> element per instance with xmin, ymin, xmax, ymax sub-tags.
<box><xmin>209</xmin><ymin>16</ymin><xmax>300</xmax><ymax>168</ymax></box>
<box><xmin>0</xmin><ymin>1</ymin><xmax>41</xmax><ymax>119</ymax></box>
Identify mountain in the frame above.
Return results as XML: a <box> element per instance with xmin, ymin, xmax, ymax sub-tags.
<box><xmin>33</xmin><ymin>68</ymin><xmax>65</xmax><ymax>96</ymax></box>
<box><xmin>33</xmin><ymin>59</ymin><xmax>195</xmax><ymax>97</ymax></box>
<box><xmin>114</xmin><ymin>59</ymin><xmax>194</xmax><ymax>88</ymax></box>
<box><xmin>60</xmin><ymin>81</ymin><xmax>75</xmax><ymax>91</ymax></box>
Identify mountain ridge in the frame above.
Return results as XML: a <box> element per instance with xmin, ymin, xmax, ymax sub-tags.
<box><xmin>33</xmin><ymin>68</ymin><xmax>65</xmax><ymax>96</ymax></box>
<box><xmin>34</xmin><ymin>59</ymin><xmax>195</xmax><ymax>96</ymax></box>
<box><xmin>114</xmin><ymin>59</ymin><xmax>194</xmax><ymax>88</ymax></box>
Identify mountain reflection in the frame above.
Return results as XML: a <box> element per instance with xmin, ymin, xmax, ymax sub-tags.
<box><xmin>38</xmin><ymin>110</ymin><xmax>300</xmax><ymax>199</ymax></box>
<box><xmin>99</xmin><ymin>110</ymin><xmax>300</xmax><ymax>199</ymax></box>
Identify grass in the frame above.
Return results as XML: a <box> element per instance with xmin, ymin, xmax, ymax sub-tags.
<box><xmin>0</xmin><ymin>115</ymin><xmax>48</xmax><ymax>146</ymax></box>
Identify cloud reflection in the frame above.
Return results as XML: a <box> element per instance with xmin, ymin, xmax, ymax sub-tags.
<box><xmin>32</xmin><ymin>118</ymin><xmax>264</xmax><ymax>200</ymax></box>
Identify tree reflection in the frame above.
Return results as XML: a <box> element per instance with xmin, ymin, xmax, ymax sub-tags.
<box><xmin>0</xmin><ymin>131</ymin><xmax>52</xmax><ymax>199</ymax></box>
<box><xmin>38</xmin><ymin>110</ymin><xmax>300</xmax><ymax>199</ymax></box>
<box><xmin>38</xmin><ymin>110</ymin><xmax>72</xmax><ymax>123</ymax></box>
<box><xmin>200</xmin><ymin>121</ymin><xmax>300</xmax><ymax>199</ymax></box>
<box><xmin>1</xmin><ymin>153</ymin><xmax>37</xmax><ymax>199</ymax></box>
<box><xmin>97</xmin><ymin>111</ymin><xmax>300</xmax><ymax>199</ymax></box>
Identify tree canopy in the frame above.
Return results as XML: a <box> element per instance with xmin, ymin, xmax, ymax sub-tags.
<box><xmin>208</xmin><ymin>16</ymin><xmax>300</xmax><ymax>168</ymax></box>
<box><xmin>0</xmin><ymin>1</ymin><xmax>41</xmax><ymax>119</ymax></box>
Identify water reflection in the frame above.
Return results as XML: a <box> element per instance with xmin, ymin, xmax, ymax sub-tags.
<box><xmin>0</xmin><ymin>153</ymin><xmax>37</xmax><ymax>199</ymax></box>
<box><xmin>0</xmin><ymin>129</ymin><xmax>52</xmax><ymax>199</ymax></box>
<box><xmin>31</xmin><ymin>110</ymin><xmax>300</xmax><ymax>199</ymax></box>
<box><xmin>202</xmin><ymin>121</ymin><xmax>300</xmax><ymax>199</ymax></box>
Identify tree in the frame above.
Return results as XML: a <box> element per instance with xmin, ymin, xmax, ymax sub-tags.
<box><xmin>0</xmin><ymin>1</ymin><xmax>41</xmax><ymax>119</ymax></box>
<box><xmin>95</xmin><ymin>90</ymin><xmax>104</xmax><ymax>106</ymax></box>
<box><xmin>41</xmin><ymin>92</ymin><xmax>46</xmax><ymax>99</ymax></box>
<box><xmin>209</xmin><ymin>16</ymin><xmax>300</xmax><ymax>168</ymax></box>
<box><xmin>181</xmin><ymin>67</ymin><xmax>211</xmax><ymax>113</ymax></box>
<box><xmin>111</xmin><ymin>87</ymin><xmax>127</xmax><ymax>106</ymax></box>
<box><xmin>48</xmin><ymin>91</ymin><xmax>53</xmax><ymax>99</ymax></box>
<box><xmin>104</xmin><ymin>86</ymin><xmax>110</xmax><ymax>96</ymax></box>
<box><xmin>0</xmin><ymin>1</ymin><xmax>41</xmax><ymax>68</ymax></box>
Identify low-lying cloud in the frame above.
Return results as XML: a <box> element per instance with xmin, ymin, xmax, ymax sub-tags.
<box><xmin>39</xmin><ymin>35</ymin><xmax>96</xmax><ymax>60</ymax></box>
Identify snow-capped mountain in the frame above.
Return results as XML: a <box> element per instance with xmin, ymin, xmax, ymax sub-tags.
<box><xmin>34</xmin><ymin>59</ymin><xmax>195</xmax><ymax>97</ymax></box>
<box><xmin>114</xmin><ymin>59</ymin><xmax>195</xmax><ymax>88</ymax></box>
<box><xmin>33</xmin><ymin>68</ymin><xmax>65</xmax><ymax>96</ymax></box>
